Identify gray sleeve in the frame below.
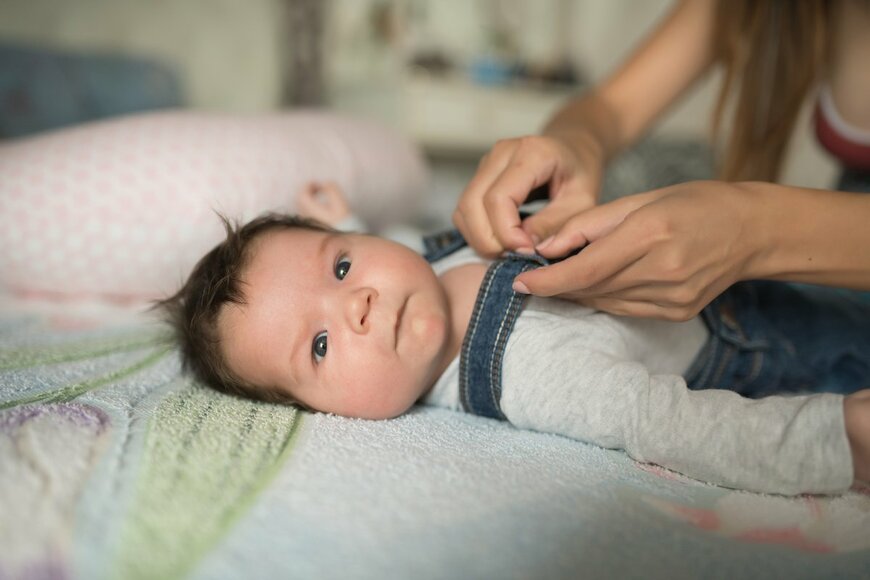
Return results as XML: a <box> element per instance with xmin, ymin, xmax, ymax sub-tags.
<box><xmin>499</xmin><ymin>323</ymin><xmax>854</xmax><ymax>495</ymax></box>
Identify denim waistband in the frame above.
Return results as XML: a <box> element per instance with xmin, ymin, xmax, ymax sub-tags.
<box><xmin>422</xmin><ymin>227</ymin><xmax>550</xmax><ymax>419</ymax></box>
<box><xmin>459</xmin><ymin>252</ymin><xmax>548</xmax><ymax>419</ymax></box>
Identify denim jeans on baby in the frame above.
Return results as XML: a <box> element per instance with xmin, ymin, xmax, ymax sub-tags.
<box><xmin>423</xmin><ymin>228</ymin><xmax>549</xmax><ymax>419</ymax></box>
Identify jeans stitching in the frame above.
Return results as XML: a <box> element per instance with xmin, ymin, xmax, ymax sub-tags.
<box><xmin>460</xmin><ymin>257</ymin><xmax>539</xmax><ymax>419</ymax></box>
<box><xmin>489</xmin><ymin>296</ymin><xmax>512</xmax><ymax>402</ymax></box>
<box><xmin>459</xmin><ymin>261</ymin><xmax>499</xmax><ymax>412</ymax></box>
<box><xmin>484</xmin><ymin>261</ymin><xmax>511</xmax><ymax>413</ymax></box>
<box><xmin>490</xmin><ymin>285</ymin><xmax>528</xmax><ymax>404</ymax></box>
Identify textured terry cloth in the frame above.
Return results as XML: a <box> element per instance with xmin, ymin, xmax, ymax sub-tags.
<box><xmin>2</xmin><ymin>295</ymin><xmax>870</xmax><ymax>580</ymax></box>
<box><xmin>424</xmin><ymin>248</ymin><xmax>853</xmax><ymax>495</ymax></box>
<box><xmin>0</xmin><ymin>300</ymin><xmax>302</xmax><ymax>580</ymax></box>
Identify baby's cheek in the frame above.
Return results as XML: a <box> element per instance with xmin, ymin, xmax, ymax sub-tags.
<box><xmin>411</xmin><ymin>316</ymin><xmax>435</xmax><ymax>338</ymax></box>
<box><xmin>341</xmin><ymin>368</ymin><xmax>415</xmax><ymax>420</ymax></box>
<box><xmin>407</xmin><ymin>307</ymin><xmax>448</xmax><ymax>342</ymax></box>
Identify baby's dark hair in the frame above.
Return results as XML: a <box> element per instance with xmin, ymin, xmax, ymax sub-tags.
<box><xmin>155</xmin><ymin>212</ymin><xmax>334</xmax><ymax>404</ymax></box>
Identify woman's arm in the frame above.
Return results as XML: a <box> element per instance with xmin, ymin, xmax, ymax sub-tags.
<box><xmin>518</xmin><ymin>181</ymin><xmax>870</xmax><ymax>320</ymax></box>
<box><xmin>753</xmin><ymin>183</ymin><xmax>870</xmax><ymax>290</ymax></box>
<box><xmin>544</xmin><ymin>0</ymin><xmax>717</xmax><ymax>161</ymax></box>
<box><xmin>454</xmin><ymin>0</ymin><xmax>718</xmax><ymax>256</ymax></box>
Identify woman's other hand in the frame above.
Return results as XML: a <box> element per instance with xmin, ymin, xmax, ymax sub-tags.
<box><xmin>452</xmin><ymin>134</ymin><xmax>604</xmax><ymax>257</ymax></box>
<box><xmin>515</xmin><ymin>181</ymin><xmax>766</xmax><ymax>320</ymax></box>
<box><xmin>452</xmin><ymin>0</ymin><xmax>718</xmax><ymax>259</ymax></box>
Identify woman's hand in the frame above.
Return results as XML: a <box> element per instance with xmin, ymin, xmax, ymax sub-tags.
<box><xmin>452</xmin><ymin>133</ymin><xmax>605</xmax><ymax>257</ymax></box>
<box><xmin>296</xmin><ymin>181</ymin><xmax>351</xmax><ymax>226</ymax></box>
<box><xmin>514</xmin><ymin>181</ymin><xmax>767</xmax><ymax>320</ymax></box>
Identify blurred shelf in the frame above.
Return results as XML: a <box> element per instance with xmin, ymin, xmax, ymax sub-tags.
<box><xmin>330</xmin><ymin>73</ymin><xmax>579</xmax><ymax>158</ymax></box>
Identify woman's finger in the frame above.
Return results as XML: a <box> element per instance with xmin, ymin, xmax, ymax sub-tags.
<box><xmin>535</xmin><ymin>193</ymin><xmax>656</xmax><ymax>258</ymax></box>
<box><xmin>483</xmin><ymin>161</ymin><xmax>553</xmax><ymax>250</ymax></box>
<box><xmin>521</xmin><ymin>183</ymin><xmax>594</xmax><ymax>247</ymax></box>
<box><xmin>454</xmin><ymin>147</ymin><xmax>517</xmax><ymax>256</ymax></box>
<box><xmin>516</xmin><ymin>222</ymin><xmax>650</xmax><ymax>296</ymax></box>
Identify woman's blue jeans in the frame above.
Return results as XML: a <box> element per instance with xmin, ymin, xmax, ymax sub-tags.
<box><xmin>686</xmin><ymin>281</ymin><xmax>870</xmax><ymax>397</ymax></box>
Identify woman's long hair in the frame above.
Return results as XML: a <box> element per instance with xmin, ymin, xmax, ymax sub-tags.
<box><xmin>713</xmin><ymin>0</ymin><xmax>833</xmax><ymax>182</ymax></box>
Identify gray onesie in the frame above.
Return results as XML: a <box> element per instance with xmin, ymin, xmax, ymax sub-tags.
<box><xmin>423</xmin><ymin>247</ymin><xmax>853</xmax><ymax>495</ymax></box>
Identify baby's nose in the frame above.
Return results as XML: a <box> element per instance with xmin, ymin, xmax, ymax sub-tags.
<box><xmin>347</xmin><ymin>287</ymin><xmax>377</xmax><ymax>333</ymax></box>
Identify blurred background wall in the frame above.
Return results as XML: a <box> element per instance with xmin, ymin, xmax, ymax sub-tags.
<box><xmin>0</xmin><ymin>0</ymin><xmax>285</xmax><ymax>111</ymax></box>
<box><xmin>0</xmin><ymin>0</ymin><xmax>837</xmax><ymax>213</ymax></box>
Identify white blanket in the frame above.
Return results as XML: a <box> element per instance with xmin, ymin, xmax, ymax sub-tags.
<box><xmin>2</xmin><ymin>297</ymin><xmax>870</xmax><ymax>580</ymax></box>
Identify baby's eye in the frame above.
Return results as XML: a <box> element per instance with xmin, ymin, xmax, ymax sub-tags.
<box><xmin>312</xmin><ymin>331</ymin><xmax>328</xmax><ymax>363</ymax></box>
<box><xmin>335</xmin><ymin>256</ymin><xmax>351</xmax><ymax>280</ymax></box>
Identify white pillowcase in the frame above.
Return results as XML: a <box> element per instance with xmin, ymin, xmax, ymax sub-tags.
<box><xmin>0</xmin><ymin>110</ymin><xmax>428</xmax><ymax>302</ymax></box>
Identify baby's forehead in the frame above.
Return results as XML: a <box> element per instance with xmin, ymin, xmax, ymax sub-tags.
<box><xmin>253</xmin><ymin>224</ymin><xmax>331</xmax><ymax>248</ymax></box>
<box><xmin>245</xmin><ymin>226</ymin><xmax>334</xmax><ymax>267</ymax></box>
<box><xmin>228</xmin><ymin>226</ymin><xmax>339</xmax><ymax>329</ymax></box>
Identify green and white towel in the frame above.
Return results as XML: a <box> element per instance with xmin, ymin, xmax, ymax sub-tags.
<box><xmin>2</xmin><ymin>298</ymin><xmax>870</xmax><ymax>580</ymax></box>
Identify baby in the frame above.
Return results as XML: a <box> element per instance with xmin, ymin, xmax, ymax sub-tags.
<box><xmin>159</xmin><ymin>183</ymin><xmax>870</xmax><ymax>495</ymax></box>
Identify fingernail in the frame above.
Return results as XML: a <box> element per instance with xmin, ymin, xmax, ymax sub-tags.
<box><xmin>536</xmin><ymin>235</ymin><xmax>554</xmax><ymax>250</ymax></box>
<box><xmin>516</xmin><ymin>246</ymin><xmax>535</xmax><ymax>255</ymax></box>
<box><xmin>512</xmin><ymin>280</ymin><xmax>530</xmax><ymax>294</ymax></box>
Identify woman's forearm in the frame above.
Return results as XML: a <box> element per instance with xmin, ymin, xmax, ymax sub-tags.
<box><xmin>542</xmin><ymin>94</ymin><xmax>621</xmax><ymax>165</ymax></box>
<box><xmin>744</xmin><ymin>181</ymin><xmax>870</xmax><ymax>289</ymax></box>
<box><xmin>543</xmin><ymin>0</ymin><xmax>716</xmax><ymax>164</ymax></box>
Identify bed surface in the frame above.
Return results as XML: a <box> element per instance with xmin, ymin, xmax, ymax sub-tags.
<box><xmin>2</xmin><ymin>297</ymin><xmax>870</xmax><ymax>580</ymax></box>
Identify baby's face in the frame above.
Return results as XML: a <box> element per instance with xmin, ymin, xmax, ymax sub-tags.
<box><xmin>218</xmin><ymin>228</ymin><xmax>452</xmax><ymax>419</ymax></box>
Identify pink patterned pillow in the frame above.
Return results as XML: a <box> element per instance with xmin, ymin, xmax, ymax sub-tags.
<box><xmin>0</xmin><ymin>110</ymin><xmax>427</xmax><ymax>302</ymax></box>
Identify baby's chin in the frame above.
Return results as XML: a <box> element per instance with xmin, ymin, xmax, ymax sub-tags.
<box><xmin>300</xmin><ymin>370</ymin><xmax>436</xmax><ymax>420</ymax></box>
<box><xmin>342</xmin><ymin>401</ymin><xmax>415</xmax><ymax>421</ymax></box>
<box><xmin>320</xmin><ymin>395</ymin><xmax>418</xmax><ymax>421</ymax></box>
